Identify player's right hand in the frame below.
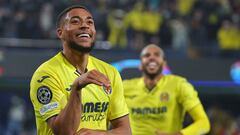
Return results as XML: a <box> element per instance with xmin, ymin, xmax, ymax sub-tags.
<box><xmin>72</xmin><ymin>69</ymin><xmax>111</xmax><ymax>91</ymax></box>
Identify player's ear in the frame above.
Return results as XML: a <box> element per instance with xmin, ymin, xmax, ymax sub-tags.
<box><xmin>56</xmin><ymin>28</ymin><xmax>63</xmax><ymax>39</ymax></box>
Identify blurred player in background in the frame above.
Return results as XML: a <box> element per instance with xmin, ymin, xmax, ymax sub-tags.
<box><xmin>123</xmin><ymin>44</ymin><xmax>210</xmax><ymax>135</ymax></box>
<box><xmin>30</xmin><ymin>5</ymin><xmax>131</xmax><ymax>135</ymax></box>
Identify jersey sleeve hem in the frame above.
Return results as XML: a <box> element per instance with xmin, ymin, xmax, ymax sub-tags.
<box><xmin>186</xmin><ymin>102</ymin><xmax>201</xmax><ymax>112</ymax></box>
<box><xmin>42</xmin><ymin>110</ymin><xmax>60</xmax><ymax>121</ymax></box>
<box><xmin>109</xmin><ymin>111</ymin><xmax>129</xmax><ymax>121</ymax></box>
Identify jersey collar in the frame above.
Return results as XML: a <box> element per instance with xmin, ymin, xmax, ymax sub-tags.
<box><xmin>57</xmin><ymin>52</ymin><xmax>94</xmax><ymax>75</ymax></box>
<box><xmin>141</xmin><ymin>75</ymin><xmax>165</xmax><ymax>94</ymax></box>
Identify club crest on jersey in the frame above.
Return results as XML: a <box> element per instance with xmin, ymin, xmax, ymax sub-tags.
<box><xmin>37</xmin><ymin>86</ymin><xmax>52</xmax><ymax>104</ymax></box>
<box><xmin>103</xmin><ymin>86</ymin><xmax>112</xmax><ymax>95</ymax></box>
<box><xmin>160</xmin><ymin>92</ymin><xmax>169</xmax><ymax>102</ymax></box>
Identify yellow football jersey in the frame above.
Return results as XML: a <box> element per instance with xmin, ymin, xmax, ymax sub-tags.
<box><xmin>30</xmin><ymin>52</ymin><xmax>129</xmax><ymax>135</ymax></box>
<box><xmin>123</xmin><ymin>75</ymin><xmax>201</xmax><ymax>135</ymax></box>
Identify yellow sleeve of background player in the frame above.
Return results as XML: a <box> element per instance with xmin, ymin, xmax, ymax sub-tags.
<box><xmin>108</xmin><ymin>68</ymin><xmax>129</xmax><ymax>120</ymax></box>
<box><xmin>180</xmin><ymin>104</ymin><xmax>210</xmax><ymax>135</ymax></box>
<box><xmin>178</xmin><ymin>79</ymin><xmax>200</xmax><ymax>111</ymax></box>
<box><xmin>177</xmin><ymin>79</ymin><xmax>210</xmax><ymax>135</ymax></box>
<box><xmin>30</xmin><ymin>70</ymin><xmax>67</xmax><ymax>121</ymax></box>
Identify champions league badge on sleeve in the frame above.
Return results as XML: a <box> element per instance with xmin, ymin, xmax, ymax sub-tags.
<box><xmin>103</xmin><ymin>85</ymin><xmax>112</xmax><ymax>95</ymax></box>
<box><xmin>37</xmin><ymin>86</ymin><xmax>52</xmax><ymax>104</ymax></box>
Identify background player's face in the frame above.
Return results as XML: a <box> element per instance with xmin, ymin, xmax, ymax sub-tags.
<box><xmin>140</xmin><ymin>46</ymin><xmax>165</xmax><ymax>77</ymax></box>
<box><xmin>60</xmin><ymin>8</ymin><xmax>96</xmax><ymax>52</ymax></box>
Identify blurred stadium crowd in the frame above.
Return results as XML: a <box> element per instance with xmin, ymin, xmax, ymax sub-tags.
<box><xmin>0</xmin><ymin>0</ymin><xmax>240</xmax><ymax>135</ymax></box>
<box><xmin>0</xmin><ymin>0</ymin><xmax>240</xmax><ymax>57</ymax></box>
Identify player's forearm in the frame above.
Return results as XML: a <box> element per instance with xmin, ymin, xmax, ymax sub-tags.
<box><xmin>49</xmin><ymin>88</ymin><xmax>82</xmax><ymax>135</ymax></box>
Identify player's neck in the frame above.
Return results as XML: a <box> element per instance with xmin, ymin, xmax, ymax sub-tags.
<box><xmin>144</xmin><ymin>74</ymin><xmax>163</xmax><ymax>91</ymax></box>
<box><xmin>62</xmin><ymin>49</ymin><xmax>89</xmax><ymax>74</ymax></box>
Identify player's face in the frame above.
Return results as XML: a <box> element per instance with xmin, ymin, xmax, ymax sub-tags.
<box><xmin>140</xmin><ymin>46</ymin><xmax>165</xmax><ymax>77</ymax></box>
<box><xmin>60</xmin><ymin>8</ymin><xmax>96</xmax><ymax>52</ymax></box>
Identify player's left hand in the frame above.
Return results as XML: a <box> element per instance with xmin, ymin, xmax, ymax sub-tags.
<box><xmin>75</xmin><ymin>128</ymin><xmax>107</xmax><ymax>135</ymax></box>
<box><xmin>155</xmin><ymin>131</ymin><xmax>182</xmax><ymax>135</ymax></box>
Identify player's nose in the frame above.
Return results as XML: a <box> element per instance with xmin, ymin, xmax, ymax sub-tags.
<box><xmin>79</xmin><ymin>21</ymin><xmax>89</xmax><ymax>30</ymax></box>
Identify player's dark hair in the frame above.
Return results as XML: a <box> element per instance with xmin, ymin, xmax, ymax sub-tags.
<box><xmin>56</xmin><ymin>5</ymin><xmax>90</xmax><ymax>28</ymax></box>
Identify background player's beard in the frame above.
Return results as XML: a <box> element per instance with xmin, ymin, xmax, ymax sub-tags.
<box><xmin>69</xmin><ymin>40</ymin><xmax>95</xmax><ymax>53</ymax></box>
<box><xmin>143</xmin><ymin>66</ymin><xmax>163</xmax><ymax>79</ymax></box>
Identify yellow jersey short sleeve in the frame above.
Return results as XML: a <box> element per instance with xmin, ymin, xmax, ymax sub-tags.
<box><xmin>30</xmin><ymin>70</ymin><xmax>67</xmax><ymax>121</ymax></box>
<box><xmin>177</xmin><ymin>78</ymin><xmax>200</xmax><ymax>111</ymax></box>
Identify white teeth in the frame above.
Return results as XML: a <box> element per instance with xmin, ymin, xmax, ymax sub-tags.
<box><xmin>149</xmin><ymin>62</ymin><xmax>157</xmax><ymax>67</ymax></box>
<box><xmin>78</xmin><ymin>34</ymin><xmax>90</xmax><ymax>38</ymax></box>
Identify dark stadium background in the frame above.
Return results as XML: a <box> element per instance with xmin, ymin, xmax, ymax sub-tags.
<box><xmin>0</xmin><ymin>0</ymin><xmax>240</xmax><ymax>134</ymax></box>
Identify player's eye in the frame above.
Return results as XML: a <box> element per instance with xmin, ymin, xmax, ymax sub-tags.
<box><xmin>143</xmin><ymin>53</ymin><xmax>150</xmax><ymax>58</ymax></box>
<box><xmin>87</xmin><ymin>20</ymin><xmax>94</xmax><ymax>25</ymax></box>
<box><xmin>70</xmin><ymin>18</ymin><xmax>81</xmax><ymax>25</ymax></box>
<box><xmin>154</xmin><ymin>52</ymin><xmax>160</xmax><ymax>57</ymax></box>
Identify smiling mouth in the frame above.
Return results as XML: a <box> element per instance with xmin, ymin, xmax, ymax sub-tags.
<box><xmin>148</xmin><ymin>62</ymin><xmax>158</xmax><ymax>68</ymax></box>
<box><xmin>76</xmin><ymin>33</ymin><xmax>91</xmax><ymax>38</ymax></box>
